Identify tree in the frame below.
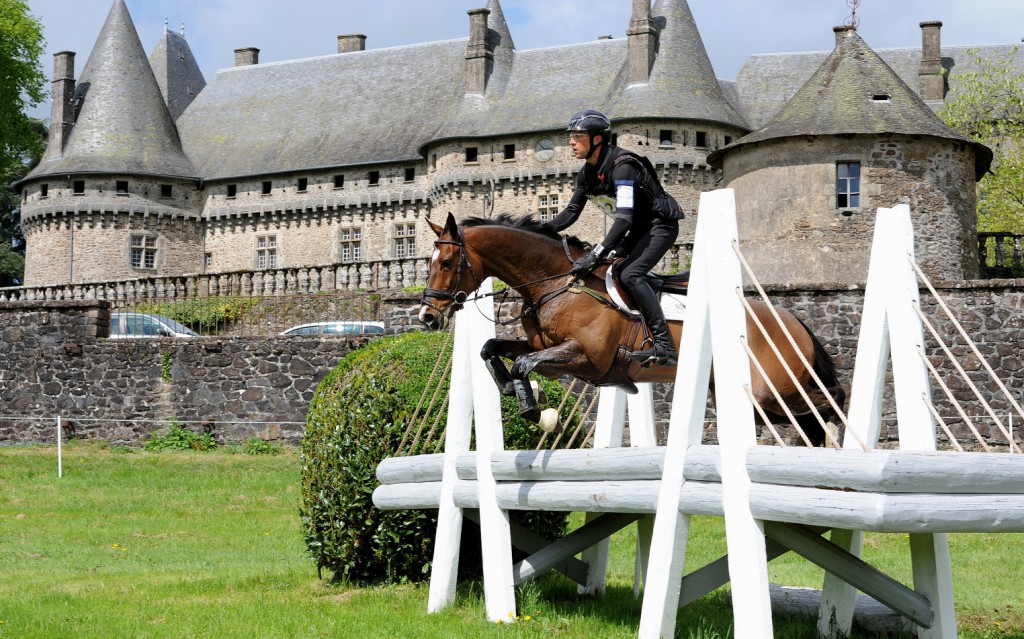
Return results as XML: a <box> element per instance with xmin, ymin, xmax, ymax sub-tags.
<box><xmin>939</xmin><ymin>47</ymin><xmax>1024</xmax><ymax>234</ymax></box>
<box><xmin>0</xmin><ymin>0</ymin><xmax>47</xmax><ymax>286</ymax></box>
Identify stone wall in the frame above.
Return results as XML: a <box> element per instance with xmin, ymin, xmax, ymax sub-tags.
<box><xmin>3</xmin><ymin>279</ymin><xmax>1024</xmax><ymax>449</ymax></box>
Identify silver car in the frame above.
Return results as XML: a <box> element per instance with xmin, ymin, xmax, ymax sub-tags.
<box><xmin>109</xmin><ymin>312</ymin><xmax>199</xmax><ymax>338</ymax></box>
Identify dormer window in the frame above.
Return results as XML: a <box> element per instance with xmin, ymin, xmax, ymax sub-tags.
<box><xmin>872</xmin><ymin>93</ymin><xmax>891</xmax><ymax>102</ymax></box>
<box><xmin>116</xmin><ymin>181</ymin><xmax>129</xmax><ymax>195</ymax></box>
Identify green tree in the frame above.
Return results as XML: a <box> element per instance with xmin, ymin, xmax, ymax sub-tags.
<box><xmin>939</xmin><ymin>47</ymin><xmax>1024</xmax><ymax>233</ymax></box>
<box><xmin>0</xmin><ymin>0</ymin><xmax>47</xmax><ymax>286</ymax></box>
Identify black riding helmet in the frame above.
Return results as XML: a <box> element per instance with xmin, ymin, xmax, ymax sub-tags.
<box><xmin>567</xmin><ymin>109</ymin><xmax>611</xmax><ymax>160</ymax></box>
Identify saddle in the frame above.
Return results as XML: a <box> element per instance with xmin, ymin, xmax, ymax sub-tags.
<box><xmin>604</xmin><ymin>258</ymin><xmax>689</xmax><ymax>320</ymax></box>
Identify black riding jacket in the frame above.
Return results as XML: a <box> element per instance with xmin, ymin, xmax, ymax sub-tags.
<box><xmin>547</xmin><ymin>145</ymin><xmax>664</xmax><ymax>254</ymax></box>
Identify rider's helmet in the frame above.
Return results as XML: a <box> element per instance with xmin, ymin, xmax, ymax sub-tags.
<box><xmin>566</xmin><ymin>109</ymin><xmax>611</xmax><ymax>160</ymax></box>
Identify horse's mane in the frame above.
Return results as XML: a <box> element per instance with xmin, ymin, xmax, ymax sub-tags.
<box><xmin>460</xmin><ymin>214</ymin><xmax>587</xmax><ymax>251</ymax></box>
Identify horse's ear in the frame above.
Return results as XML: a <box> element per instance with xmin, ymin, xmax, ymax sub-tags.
<box><xmin>443</xmin><ymin>212</ymin><xmax>459</xmax><ymax>237</ymax></box>
<box><xmin>427</xmin><ymin>217</ymin><xmax>444</xmax><ymax>237</ymax></box>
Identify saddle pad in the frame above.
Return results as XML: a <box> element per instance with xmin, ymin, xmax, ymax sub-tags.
<box><xmin>605</xmin><ymin>271</ymin><xmax>687</xmax><ymax>322</ymax></box>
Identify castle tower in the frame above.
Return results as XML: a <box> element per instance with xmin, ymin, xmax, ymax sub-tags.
<box><xmin>19</xmin><ymin>0</ymin><xmax>202</xmax><ymax>286</ymax></box>
<box><xmin>149</xmin><ymin>25</ymin><xmax>206</xmax><ymax>121</ymax></box>
<box><xmin>709</xmin><ymin>26</ymin><xmax>991</xmax><ymax>287</ymax></box>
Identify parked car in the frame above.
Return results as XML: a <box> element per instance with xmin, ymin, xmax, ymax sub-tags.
<box><xmin>280</xmin><ymin>321</ymin><xmax>385</xmax><ymax>336</ymax></box>
<box><xmin>109</xmin><ymin>312</ymin><xmax>199</xmax><ymax>338</ymax></box>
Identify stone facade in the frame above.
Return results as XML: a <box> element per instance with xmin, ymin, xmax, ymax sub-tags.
<box><xmin>725</xmin><ymin>135</ymin><xmax>979</xmax><ymax>287</ymax></box>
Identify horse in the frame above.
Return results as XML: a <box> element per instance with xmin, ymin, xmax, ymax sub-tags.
<box><xmin>418</xmin><ymin>212</ymin><xmax>845</xmax><ymax>445</ymax></box>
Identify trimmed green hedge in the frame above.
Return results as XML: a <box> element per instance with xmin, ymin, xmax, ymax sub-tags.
<box><xmin>300</xmin><ymin>331</ymin><xmax>578</xmax><ymax>585</ymax></box>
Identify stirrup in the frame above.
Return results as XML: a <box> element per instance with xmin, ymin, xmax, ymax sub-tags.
<box><xmin>629</xmin><ymin>343</ymin><xmax>678</xmax><ymax>368</ymax></box>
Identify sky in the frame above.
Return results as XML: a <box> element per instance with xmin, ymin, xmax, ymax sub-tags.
<box><xmin>23</xmin><ymin>0</ymin><xmax>1024</xmax><ymax>120</ymax></box>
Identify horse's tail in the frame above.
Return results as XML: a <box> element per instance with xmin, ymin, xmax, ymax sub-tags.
<box><xmin>796</xmin><ymin>317</ymin><xmax>846</xmax><ymax>447</ymax></box>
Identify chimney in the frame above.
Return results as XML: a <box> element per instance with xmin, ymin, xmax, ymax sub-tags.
<box><xmin>833</xmin><ymin>24</ymin><xmax>855</xmax><ymax>48</ymax></box>
<box><xmin>337</xmin><ymin>34</ymin><xmax>366</xmax><ymax>53</ymax></box>
<box><xmin>627</xmin><ymin>0</ymin><xmax>656</xmax><ymax>85</ymax></box>
<box><xmin>464</xmin><ymin>8</ymin><xmax>492</xmax><ymax>95</ymax></box>
<box><xmin>49</xmin><ymin>51</ymin><xmax>76</xmax><ymax>154</ymax></box>
<box><xmin>234</xmin><ymin>47</ymin><xmax>260</xmax><ymax>67</ymax></box>
<box><xmin>919</xmin><ymin>21</ymin><xmax>944</xmax><ymax>101</ymax></box>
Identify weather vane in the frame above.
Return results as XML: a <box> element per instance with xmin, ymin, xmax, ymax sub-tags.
<box><xmin>844</xmin><ymin>0</ymin><xmax>861</xmax><ymax>29</ymax></box>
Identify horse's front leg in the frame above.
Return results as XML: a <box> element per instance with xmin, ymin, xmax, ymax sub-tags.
<box><xmin>480</xmin><ymin>338</ymin><xmax>534</xmax><ymax>397</ymax></box>
<box><xmin>508</xmin><ymin>339</ymin><xmax>601</xmax><ymax>422</ymax></box>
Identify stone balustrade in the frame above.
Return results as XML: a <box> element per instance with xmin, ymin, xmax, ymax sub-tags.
<box><xmin>979</xmin><ymin>232</ymin><xmax>1024</xmax><ymax>278</ymax></box>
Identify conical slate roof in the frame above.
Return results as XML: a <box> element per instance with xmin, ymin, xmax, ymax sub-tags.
<box><xmin>149</xmin><ymin>26</ymin><xmax>206</xmax><ymax>121</ymax></box>
<box><xmin>710</xmin><ymin>27</ymin><xmax>991</xmax><ymax>179</ymax></box>
<box><xmin>610</xmin><ymin>0</ymin><xmax>748</xmax><ymax>129</ymax></box>
<box><xmin>27</xmin><ymin>0</ymin><xmax>197</xmax><ymax>180</ymax></box>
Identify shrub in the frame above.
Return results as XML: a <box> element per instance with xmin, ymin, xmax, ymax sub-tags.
<box><xmin>144</xmin><ymin>422</ymin><xmax>217</xmax><ymax>452</ymax></box>
<box><xmin>300</xmin><ymin>331</ymin><xmax>579</xmax><ymax>585</ymax></box>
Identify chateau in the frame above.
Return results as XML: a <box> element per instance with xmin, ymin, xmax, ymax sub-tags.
<box><xmin>14</xmin><ymin>0</ymin><xmax>1013</xmax><ymax>291</ymax></box>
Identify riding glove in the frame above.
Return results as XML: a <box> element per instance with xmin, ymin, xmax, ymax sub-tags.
<box><xmin>570</xmin><ymin>245</ymin><xmax>604</xmax><ymax>278</ymax></box>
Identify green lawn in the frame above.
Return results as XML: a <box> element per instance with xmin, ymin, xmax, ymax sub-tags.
<box><xmin>0</xmin><ymin>443</ymin><xmax>1020</xmax><ymax>638</ymax></box>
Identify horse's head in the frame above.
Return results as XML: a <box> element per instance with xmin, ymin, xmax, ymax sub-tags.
<box><xmin>418</xmin><ymin>212</ymin><xmax>482</xmax><ymax>331</ymax></box>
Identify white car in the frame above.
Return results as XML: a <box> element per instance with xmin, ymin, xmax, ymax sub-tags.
<box><xmin>109</xmin><ymin>312</ymin><xmax>199</xmax><ymax>338</ymax></box>
<box><xmin>280</xmin><ymin>321</ymin><xmax>385</xmax><ymax>336</ymax></box>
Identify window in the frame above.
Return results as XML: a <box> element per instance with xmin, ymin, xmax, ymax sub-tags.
<box><xmin>659</xmin><ymin>130</ymin><xmax>674</xmax><ymax>146</ymax></box>
<box><xmin>40</xmin><ymin>184</ymin><xmax>48</xmax><ymax>198</ymax></box>
<box><xmin>836</xmin><ymin>161</ymin><xmax>861</xmax><ymax>208</ymax></box>
<box><xmin>394</xmin><ymin>223</ymin><xmax>416</xmax><ymax>259</ymax></box>
<box><xmin>724</xmin><ymin>135</ymin><xmax>733</xmax><ymax>146</ymax></box>
<box><xmin>116</xmin><ymin>181</ymin><xmax>129</xmax><ymax>195</ymax></box>
<box><xmin>537</xmin><ymin>193</ymin><xmax>560</xmax><ymax>222</ymax></box>
<box><xmin>160</xmin><ymin>184</ymin><xmax>172</xmax><ymax>198</ymax></box>
<box><xmin>297</xmin><ymin>177</ymin><xmax>308</xmax><ymax>192</ymax></box>
<box><xmin>205</xmin><ymin>252</ymin><xmax>213</xmax><ymax>268</ymax></box>
<box><xmin>340</xmin><ymin>228</ymin><xmax>362</xmax><ymax>263</ymax></box>
<box><xmin>404</xmin><ymin>167</ymin><xmax>415</xmax><ymax>182</ymax></box>
<box><xmin>73</xmin><ymin>180</ymin><xmax>85</xmax><ymax>195</ymax></box>
<box><xmin>695</xmin><ymin>131</ymin><xmax>707</xmax><ymax>147</ymax></box>
<box><xmin>261</xmin><ymin>181</ymin><xmax>272</xmax><ymax>195</ymax></box>
<box><xmin>130</xmin><ymin>235</ymin><xmax>157</xmax><ymax>269</ymax></box>
<box><xmin>503</xmin><ymin>143</ymin><xmax>516</xmax><ymax>160</ymax></box>
<box><xmin>226</xmin><ymin>184</ymin><xmax>237</xmax><ymax>198</ymax></box>
<box><xmin>430</xmin><ymin>154</ymin><xmax>437</xmax><ymax>171</ymax></box>
<box><xmin>368</xmin><ymin>171</ymin><xmax>380</xmax><ymax>186</ymax></box>
<box><xmin>465</xmin><ymin>147</ymin><xmax>478</xmax><ymax>163</ymax></box>
<box><xmin>333</xmin><ymin>174</ymin><xmax>344</xmax><ymax>189</ymax></box>
<box><xmin>256</xmin><ymin>234</ymin><xmax>277</xmax><ymax>269</ymax></box>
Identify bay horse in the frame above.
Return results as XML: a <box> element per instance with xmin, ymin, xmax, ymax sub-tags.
<box><xmin>418</xmin><ymin>213</ymin><xmax>845</xmax><ymax>445</ymax></box>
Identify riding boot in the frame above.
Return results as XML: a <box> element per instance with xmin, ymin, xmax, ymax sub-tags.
<box><xmin>628</xmin><ymin>280</ymin><xmax>678</xmax><ymax>367</ymax></box>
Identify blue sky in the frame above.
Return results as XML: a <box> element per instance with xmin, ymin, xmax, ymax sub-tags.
<box><xmin>24</xmin><ymin>0</ymin><xmax>1024</xmax><ymax>119</ymax></box>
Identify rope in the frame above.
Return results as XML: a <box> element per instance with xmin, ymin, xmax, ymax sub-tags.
<box><xmin>744</xmin><ymin>384</ymin><xmax>789</xmax><ymax>446</ymax></box>
<box><xmin>917</xmin><ymin>345</ymin><xmax>992</xmax><ymax>452</ymax></box>
<box><xmin>911</xmin><ymin>302</ymin><xmax>1020</xmax><ymax>453</ymax></box>
<box><xmin>922</xmin><ymin>396</ymin><xmax>966</xmax><ymax>453</ymax></box>
<box><xmin>397</xmin><ymin>324</ymin><xmax>455</xmax><ymax>456</ymax></box>
<box><xmin>740</xmin><ymin>337</ymin><xmax>817</xmax><ymax>448</ymax></box>
<box><xmin>732</xmin><ymin>242</ymin><xmax>853</xmax><ymax>434</ymax></box>
<box><xmin>564</xmin><ymin>390</ymin><xmax>602</xmax><ymax>449</ymax></box>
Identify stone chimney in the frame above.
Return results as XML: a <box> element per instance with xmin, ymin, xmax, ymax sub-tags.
<box><xmin>464</xmin><ymin>8</ymin><xmax>493</xmax><ymax>95</ymax></box>
<box><xmin>234</xmin><ymin>47</ymin><xmax>260</xmax><ymax>67</ymax></box>
<box><xmin>337</xmin><ymin>34</ymin><xmax>366</xmax><ymax>53</ymax></box>
<box><xmin>48</xmin><ymin>51</ymin><xmax>76</xmax><ymax>154</ymax></box>
<box><xmin>627</xmin><ymin>0</ymin><xmax>656</xmax><ymax>85</ymax></box>
<box><xmin>919</xmin><ymin>21</ymin><xmax>944</xmax><ymax>101</ymax></box>
<box><xmin>833</xmin><ymin>24</ymin><xmax>855</xmax><ymax>47</ymax></box>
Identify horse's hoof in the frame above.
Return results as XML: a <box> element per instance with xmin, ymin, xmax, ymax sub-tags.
<box><xmin>520</xmin><ymin>407</ymin><xmax>541</xmax><ymax>423</ymax></box>
<box><xmin>501</xmin><ymin>383</ymin><xmax>515</xmax><ymax>396</ymax></box>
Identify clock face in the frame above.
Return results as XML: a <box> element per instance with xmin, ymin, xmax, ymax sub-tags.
<box><xmin>535</xmin><ymin>138</ymin><xmax>555</xmax><ymax>162</ymax></box>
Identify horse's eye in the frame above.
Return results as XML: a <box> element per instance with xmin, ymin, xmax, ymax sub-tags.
<box><xmin>440</xmin><ymin>259</ymin><xmax>453</xmax><ymax>269</ymax></box>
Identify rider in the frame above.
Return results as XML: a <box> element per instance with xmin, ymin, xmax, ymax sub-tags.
<box><xmin>546</xmin><ymin>109</ymin><xmax>679</xmax><ymax>367</ymax></box>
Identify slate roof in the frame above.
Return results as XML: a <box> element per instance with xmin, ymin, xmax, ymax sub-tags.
<box><xmin>711</xmin><ymin>28</ymin><xmax>993</xmax><ymax>180</ymax></box>
<box><xmin>26</xmin><ymin>0</ymin><xmax>197</xmax><ymax>181</ymax></box>
<box><xmin>149</xmin><ymin>28</ymin><xmax>206</xmax><ymax>121</ymax></box>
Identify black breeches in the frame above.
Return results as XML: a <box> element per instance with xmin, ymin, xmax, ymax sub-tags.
<box><xmin>619</xmin><ymin>220</ymin><xmax>679</xmax><ymax>293</ymax></box>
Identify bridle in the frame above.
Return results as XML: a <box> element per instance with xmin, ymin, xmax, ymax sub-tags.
<box><xmin>420</xmin><ymin>225</ymin><xmax>483</xmax><ymax>316</ymax></box>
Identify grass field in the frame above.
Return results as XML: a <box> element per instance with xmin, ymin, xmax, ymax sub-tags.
<box><xmin>0</xmin><ymin>442</ymin><xmax>1021</xmax><ymax>638</ymax></box>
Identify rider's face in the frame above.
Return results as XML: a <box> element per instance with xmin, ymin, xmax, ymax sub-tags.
<box><xmin>569</xmin><ymin>132</ymin><xmax>600</xmax><ymax>161</ymax></box>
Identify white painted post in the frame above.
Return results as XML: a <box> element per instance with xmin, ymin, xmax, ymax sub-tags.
<box><xmin>639</xmin><ymin>189</ymin><xmax>732</xmax><ymax>638</ymax></box>
<box><xmin>57</xmin><ymin>416</ymin><xmax>63</xmax><ymax>478</ymax></box>
<box><xmin>578</xmin><ymin>386</ymin><xmax>627</xmax><ymax>596</ymax></box>
<box><xmin>629</xmin><ymin>384</ymin><xmax>658</xmax><ymax>597</ymax></box>
<box><xmin>702</xmin><ymin>190</ymin><xmax>773</xmax><ymax>639</ymax></box>
<box><xmin>428</xmin><ymin>282</ymin><xmax>489</xmax><ymax>612</ymax></box>
<box><xmin>468</xmin><ymin>279</ymin><xmax>518</xmax><ymax>623</ymax></box>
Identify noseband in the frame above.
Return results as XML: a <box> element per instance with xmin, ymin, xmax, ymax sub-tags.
<box><xmin>420</xmin><ymin>226</ymin><xmax>482</xmax><ymax>316</ymax></box>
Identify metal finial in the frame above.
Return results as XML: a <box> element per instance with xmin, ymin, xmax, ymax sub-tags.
<box><xmin>164</xmin><ymin>18</ymin><xmax>168</xmax><ymax>33</ymax></box>
<box><xmin>844</xmin><ymin>0</ymin><xmax>861</xmax><ymax>29</ymax></box>
<box><xmin>181</xmin><ymin>23</ymin><xmax>185</xmax><ymax>37</ymax></box>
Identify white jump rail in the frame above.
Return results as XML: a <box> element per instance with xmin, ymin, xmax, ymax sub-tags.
<box><xmin>372</xmin><ymin>193</ymin><xmax>1024</xmax><ymax>638</ymax></box>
